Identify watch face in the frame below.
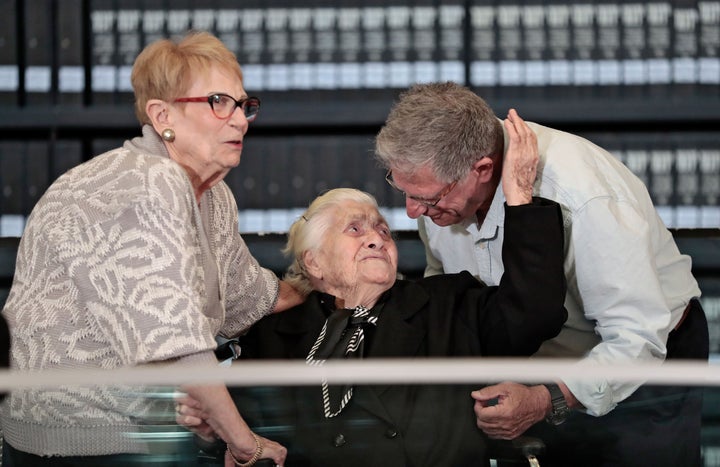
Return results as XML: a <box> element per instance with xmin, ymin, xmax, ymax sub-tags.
<box><xmin>546</xmin><ymin>409</ymin><xmax>569</xmax><ymax>426</ymax></box>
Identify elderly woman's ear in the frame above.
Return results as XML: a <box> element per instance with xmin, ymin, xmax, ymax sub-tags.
<box><xmin>146</xmin><ymin>99</ymin><xmax>178</xmax><ymax>144</ymax></box>
<box><xmin>302</xmin><ymin>250</ymin><xmax>322</xmax><ymax>280</ymax></box>
<box><xmin>145</xmin><ymin>99</ymin><xmax>170</xmax><ymax>129</ymax></box>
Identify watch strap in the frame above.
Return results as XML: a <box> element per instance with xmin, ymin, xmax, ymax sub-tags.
<box><xmin>545</xmin><ymin>383</ymin><xmax>570</xmax><ymax>425</ymax></box>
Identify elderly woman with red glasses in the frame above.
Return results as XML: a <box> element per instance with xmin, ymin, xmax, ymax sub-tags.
<box><xmin>1</xmin><ymin>31</ymin><xmax>300</xmax><ymax>466</ymax></box>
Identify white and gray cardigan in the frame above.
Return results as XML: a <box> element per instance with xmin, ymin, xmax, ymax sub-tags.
<box><xmin>1</xmin><ymin>125</ymin><xmax>279</xmax><ymax>456</ymax></box>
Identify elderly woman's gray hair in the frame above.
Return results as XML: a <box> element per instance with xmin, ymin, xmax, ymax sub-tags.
<box><xmin>283</xmin><ymin>188</ymin><xmax>381</xmax><ymax>296</ymax></box>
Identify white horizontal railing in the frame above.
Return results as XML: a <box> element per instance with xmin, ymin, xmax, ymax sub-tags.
<box><xmin>0</xmin><ymin>358</ymin><xmax>718</xmax><ymax>391</ymax></box>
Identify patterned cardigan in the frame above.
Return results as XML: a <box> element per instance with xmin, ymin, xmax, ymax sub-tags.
<box><xmin>1</xmin><ymin>125</ymin><xmax>279</xmax><ymax>456</ymax></box>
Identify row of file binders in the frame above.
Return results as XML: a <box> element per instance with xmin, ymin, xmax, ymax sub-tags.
<box><xmin>0</xmin><ymin>0</ymin><xmax>718</xmax><ymax>106</ymax></box>
<box><xmin>0</xmin><ymin>133</ymin><xmax>717</xmax><ymax>236</ymax></box>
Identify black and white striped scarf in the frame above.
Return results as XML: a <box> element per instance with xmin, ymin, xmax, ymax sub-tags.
<box><xmin>306</xmin><ymin>305</ymin><xmax>380</xmax><ymax>418</ymax></box>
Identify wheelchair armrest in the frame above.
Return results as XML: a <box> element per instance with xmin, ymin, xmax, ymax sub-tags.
<box><xmin>513</xmin><ymin>435</ymin><xmax>545</xmax><ymax>458</ymax></box>
<box><xmin>488</xmin><ymin>436</ymin><xmax>546</xmax><ymax>465</ymax></box>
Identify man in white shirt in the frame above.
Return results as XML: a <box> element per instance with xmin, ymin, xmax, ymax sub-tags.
<box><xmin>374</xmin><ymin>81</ymin><xmax>708</xmax><ymax>467</ymax></box>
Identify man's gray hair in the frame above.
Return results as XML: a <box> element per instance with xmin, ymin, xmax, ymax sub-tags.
<box><xmin>374</xmin><ymin>82</ymin><xmax>503</xmax><ymax>182</ymax></box>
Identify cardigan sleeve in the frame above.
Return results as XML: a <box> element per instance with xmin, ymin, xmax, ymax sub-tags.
<box><xmin>210</xmin><ymin>182</ymin><xmax>280</xmax><ymax>338</ymax></box>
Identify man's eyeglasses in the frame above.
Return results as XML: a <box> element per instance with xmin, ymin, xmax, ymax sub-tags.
<box><xmin>385</xmin><ymin>170</ymin><xmax>459</xmax><ymax>208</ymax></box>
<box><xmin>174</xmin><ymin>94</ymin><xmax>261</xmax><ymax>121</ymax></box>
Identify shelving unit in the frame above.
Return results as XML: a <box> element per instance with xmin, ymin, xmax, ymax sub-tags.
<box><xmin>0</xmin><ymin>1</ymin><xmax>719</xmax><ymax>461</ymax></box>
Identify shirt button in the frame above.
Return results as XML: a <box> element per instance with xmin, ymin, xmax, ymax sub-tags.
<box><xmin>385</xmin><ymin>428</ymin><xmax>398</xmax><ymax>439</ymax></box>
<box><xmin>333</xmin><ymin>433</ymin><xmax>346</xmax><ymax>447</ymax></box>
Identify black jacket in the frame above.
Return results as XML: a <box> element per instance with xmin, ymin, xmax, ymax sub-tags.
<box><xmin>233</xmin><ymin>199</ymin><xmax>567</xmax><ymax>467</ymax></box>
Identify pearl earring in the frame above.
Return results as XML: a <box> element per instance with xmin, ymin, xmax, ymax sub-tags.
<box><xmin>161</xmin><ymin>128</ymin><xmax>175</xmax><ymax>142</ymax></box>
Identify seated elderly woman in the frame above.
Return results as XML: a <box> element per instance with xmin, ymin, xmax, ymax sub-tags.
<box><xmin>178</xmin><ymin>116</ymin><xmax>568</xmax><ymax>467</ymax></box>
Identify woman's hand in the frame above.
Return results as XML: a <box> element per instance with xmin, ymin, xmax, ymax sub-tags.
<box><xmin>176</xmin><ymin>394</ymin><xmax>287</xmax><ymax>466</ymax></box>
<box><xmin>176</xmin><ymin>393</ymin><xmax>216</xmax><ymax>442</ymax></box>
<box><xmin>501</xmin><ymin>108</ymin><xmax>538</xmax><ymax>206</ymax></box>
<box><xmin>226</xmin><ymin>435</ymin><xmax>287</xmax><ymax>467</ymax></box>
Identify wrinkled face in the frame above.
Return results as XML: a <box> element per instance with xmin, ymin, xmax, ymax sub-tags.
<box><xmin>168</xmin><ymin>65</ymin><xmax>250</xmax><ymax>183</ymax></box>
<box><xmin>306</xmin><ymin>201</ymin><xmax>398</xmax><ymax>293</ymax></box>
<box><xmin>389</xmin><ymin>165</ymin><xmax>484</xmax><ymax>227</ymax></box>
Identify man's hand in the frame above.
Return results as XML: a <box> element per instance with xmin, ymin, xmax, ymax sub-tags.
<box><xmin>502</xmin><ymin>109</ymin><xmax>538</xmax><ymax>206</ymax></box>
<box><xmin>471</xmin><ymin>382</ymin><xmax>550</xmax><ymax>439</ymax></box>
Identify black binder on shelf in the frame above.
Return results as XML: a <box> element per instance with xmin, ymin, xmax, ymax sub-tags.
<box><xmin>284</xmin><ymin>2</ymin><xmax>312</xmax><ymax>91</ymax></box>
<box><xmin>469</xmin><ymin>2</ymin><xmax>498</xmax><ymax>93</ymax></box>
<box><xmin>386</xmin><ymin>3</ymin><xmax>412</xmax><ymax>89</ymax></box>
<box><xmin>674</xmin><ymin>147</ymin><xmax>702</xmax><ymax>228</ymax></box>
<box><xmin>51</xmin><ymin>139</ymin><xmax>84</xmax><ymax>181</ymax></box>
<box><xmin>260</xmin><ymin>136</ymin><xmax>292</xmax><ymax>212</ymax></box>
<box><xmin>672</xmin><ymin>0</ymin><xmax>701</xmax><ymax>97</ymax></box>
<box><xmin>337</xmin><ymin>134</ymin><xmax>383</xmax><ymax>200</ymax></box>
<box><xmin>0</xmin><ymin>141</ymin><xmax>27</xmax><ymax>216</ymax></box>
<box><xmin>649</xmin><ymin>147</ymin><xmax>675</xmax><ymax>210</ymax></box>
<box><xmin>495</xmin><ymin>0</ymin><xmax>524</xmax><ymax>94</ymax></box>
<box><xmin>286</xmin><ymin>135</ymin><xmax>323</xmax><ymax>209</ymax></box>
<box><xmin>140</xmin><ymin>0</ymin><xmax>168</xmax><ymax>49</ymax></box>
<box><xmin>568</xmin><ymin>1</ymin><xmax>598</xmax><ymax>99</ymax></box>
<box><xmin>237</xmin><ymin>0</ymin><xmax>266</xmax><ymax>92</ymax></box>
<box><xmin>622</xmin><ymin>146</ymin><xmax>651</xmax><ymax>191</ymax></box>
<box><xmin>190</xmin><ymin>3</ymin><xmax>215</xmax><ymax>33</ymax></box>
<box><xmin>25</xmin><ymin>141</ymin><xmax>50</xmax><ymax>214</ymax></box>
<box><xmin>116</xmin><ymin>0</ymin><xmax>143</xmax><ymax>103</ymax></box>
<box><xmin>410</xmin><ymin>0</ymin><xmax>439</xmax><ymax>85</ymax></box>
<box><xmin>698</xmin><ymin>147</ymin><xmax>720</xmax><ymax>227</ymax></box>
<box><xmin>645</xmin><ymin>1</ymin><xmax>673</xmax><ymax>98</ymax></box>
<box><xmin>23</xmin><ymin>0</ymin><xmax>54</xmax><ymax>106</ymax></box>
<box><xmin>360</xmin><ymin>2</ymin><xmax>390</xmax><ymax>89</ymax></box>
<box><xmin>521</xmin><ymin>0</ymin><xmax>549</xmax><ymax>99</ymax></box>
<box><xmin>165</xmin><ymin>0</ymin><xmax>192</xmax><ymax>42</ymax></box>
<box><xmin>698</xmin><ymin>0</ymin><xmax>720</xmax><ymax>95</ymax></box>
<box><xmin>318</xmin><ymin>5</ymin><xmax>344</xmax><ymax>90</ymax></box>
<box><xmin>89</xmin><ymin>0</ymin><xmax>118</xmax><ymax>105</ymax></box>
<box><xmin>594</xmin><ymin>0</ymin><xmax>622</xmax><ymax>99</ymax></box>
<box><xmin>0</xmin><ymin>0</ymin><xmax>19</xmax><ymax>106</ymax></box>
<box><xmin>214</xmin><ymin>0</ymin><xmax>242</xmax><ymax>59</ymax></box>
<box><xmin>265</xmin><ymin>1</ymin><xmax>292</xmax><ymax>92</ymax></box>
<box><xmin>619</xmin><ymin>0</ymin><xmax>648</xmax><ymax>98</ymax></box>
<box><xmin>336</xmin><ymin>1</ymin><xmax>363</xmax><ymax>90</ymax></box>
<box><xmin>543</xmin><ymin>2</ymin><xmax>574</xmax><ymax>100</ymax></box>
<box><xmin>229</xmin><ymin>135</ymin><xmax>273</xmax><ymax>212</ymax></box>
<box><xmin>57</xmin><ymin>0</ymin><xmax>86</xmax><ymax>107</ymax></box>
<box><xmin>437</xmin><ymin>1</ymin><xmax>466</xmax><ymax>85</ymax></box>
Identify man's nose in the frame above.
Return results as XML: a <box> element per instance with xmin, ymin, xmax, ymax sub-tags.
<box><xmin>405</xmin><ymin>198</ymin><xmax>428</xmax><ymax>219</ymax></box>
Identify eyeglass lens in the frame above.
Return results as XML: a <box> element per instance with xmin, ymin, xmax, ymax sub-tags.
<box><xmin>210</xmin><ymin>94</ymin><xmax>260</xmax><ymax>120</ymax></box>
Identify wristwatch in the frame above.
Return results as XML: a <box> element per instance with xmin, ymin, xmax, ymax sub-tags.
<box><xmin>544</xmin><ymin>383</ymin><xmax>570</xmax><ymax>426</ymax></box>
